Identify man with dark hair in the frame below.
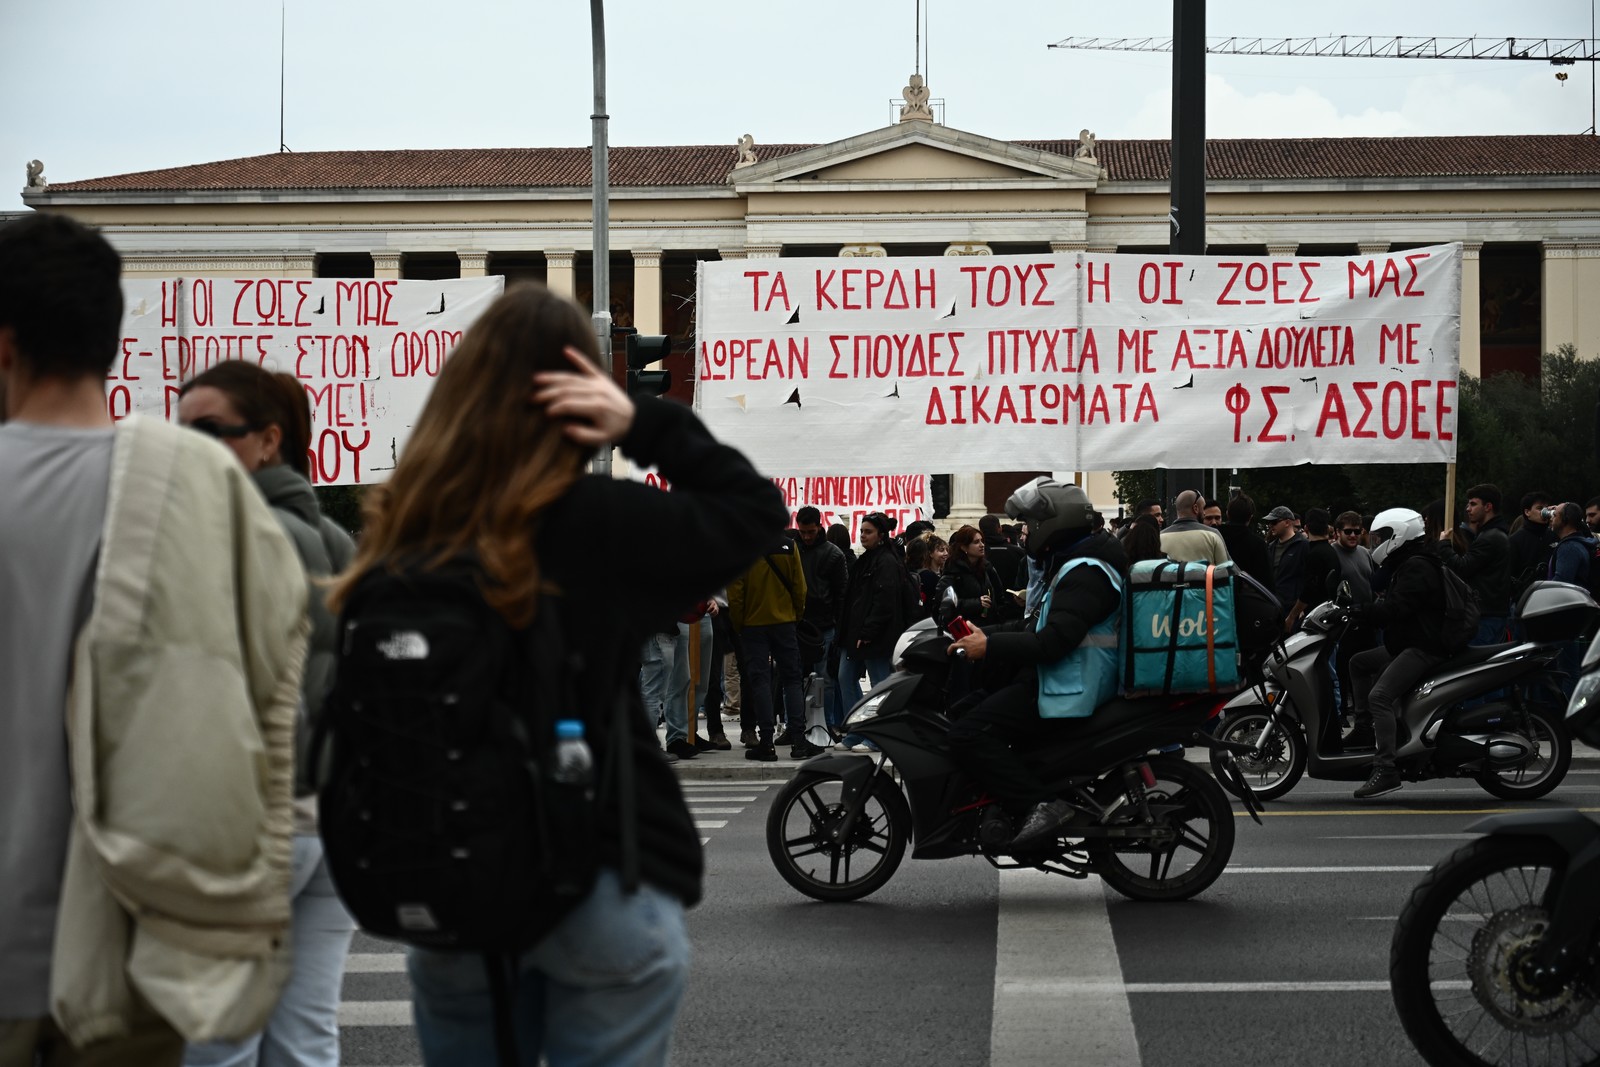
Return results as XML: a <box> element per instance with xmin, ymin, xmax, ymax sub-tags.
<box><xmin>1263</xmin><ymin>505</ymin><xmax>1307</xmax><ymax>627</ymax></box>
<box><xmin>1585</xmin><ymin>496</ymin><xmax>1600</xmax><ymax>536</ymax></box>
<box><xmin>1130</xmin><ymin>498</ymin><xmax>1164</xmax><ymax>529</ymax></box>
<box><xmin>1547</xmin><ymin>502</ymin><xmax>1595</xmax><ymax>588</ymax></box>
<box><xmin>1287</xmin><ymin>509</ymin><xmax>1339</xmax><ymax>631</ymax></box>
<box><xmin>1201</xmin><ymin>502</ymin><xmax>1223</xmax><ymax>527</ymax></box>
<box><xmin>794</xmin><ymin>505</ymin><xmax>849</xmax><ymax>735</ymax></box>
<box><xmin>1508</xmin><ymin>490</ymin><xmax>1555</xmax><ymax>603</ymax></box>
<box><xmin>1219</xmin><ymin>493</ymin><xmax>1274</xmax><ymax>589</ymax></box>
<box><xmin>0</xmin><ymin>214</ymin><xmax>308</xmax><ymax>1062</ymax></box>
<box><xmin>979</xmin><ymin>513</ymin><xmax>1027</xmax><ymax>591</ymax></box>
<box><xmin>1437</xmin><ymin>482</ymin><xmax>1513</xmax><ymax>645</ymax></box>
<box><xmin>1333</xmin><ymin>511</ymin><xmax>1377</xmax><ymax>742</ymax></box>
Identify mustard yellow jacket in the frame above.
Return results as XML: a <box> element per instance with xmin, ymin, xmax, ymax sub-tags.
<box><xmin>728</xmin><ymin>540</ymin><xmax>808</xmax><ymax>629</ymax></box>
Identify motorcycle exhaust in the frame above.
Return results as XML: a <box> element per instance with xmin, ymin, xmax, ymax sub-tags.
<box><xmin>1482</xmin><ymin>733</ymin><xmax>1535</xmax><ymax>769</ymax></box>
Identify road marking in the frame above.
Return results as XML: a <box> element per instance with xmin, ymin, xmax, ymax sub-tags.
<box><xmin>1237</xmin><ymin>807</ymin><xmax>1600</xmax><ymax>817</ymax></box>
<box><xmin>1225</xmin><ymin>865</ymin><xmax>1431</xmax><ymax>874</ymax></box>
<box><xmin>693</xmin><ymin>820</ymin><xmax>728</xmax><ymax>829</ymax></box>
<box><xmin>1108</xmin><ymin>980</ymin><xmax>1470</xmax><ymax>994</ymax></box>
<box><xmin>1321</xmin><ymin>834</ymin><xmax>1480</xmax><ymax>840</ymax></box>
<box><xmin>339</xmin><ymin>1001</ymin><xmax>414</xmax><ymax>1027</ymax></box>
<box><xmin>687</xmin><ymin>807</ymin><xmax>746</xmax><ymax>814</ymax></box>
<box><xmin>992</xmin><ymin>870</ymin><xmax>1139</xmax><ymax>1067</ymax></box>
<box><xmin>677</xmin><ymin>780</ymin><xmax>778</xmax><ymax>787</ymax></box>
<box><xmin>683</xmin><ymin>795</ymin><xmax>759</xmax><ymax>802</ymax></box>
<box><xmin>344</xmin><ymin>953</ymin><xmax>407</xmax><ymax>973</ymax></box>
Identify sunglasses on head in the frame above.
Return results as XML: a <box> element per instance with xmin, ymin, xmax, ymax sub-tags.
<box><xmin>188</xmin><ymin>418</ymin><xmax>260</xmax><ymax>440</ymax></box>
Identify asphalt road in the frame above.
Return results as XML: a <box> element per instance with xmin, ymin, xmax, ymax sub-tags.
<box><xmin>335</xmin><ymin>764</ymin><xmax>1600</xmax><ymax>1066</ymax></box>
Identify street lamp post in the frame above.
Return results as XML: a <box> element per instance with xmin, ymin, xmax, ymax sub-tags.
<box><xmin>590</xmin><ymin>0</ymin><xmax>613</xmax><ymax>476</ymax></box>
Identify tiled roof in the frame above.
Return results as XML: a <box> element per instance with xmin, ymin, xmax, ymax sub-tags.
<box><xmin>42</xmin><ymin>134</ymin><xmax>1600</xmax><ymax>193</ymax></box>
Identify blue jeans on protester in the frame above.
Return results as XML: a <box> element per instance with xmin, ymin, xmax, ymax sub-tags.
<box><xmin>804</xmin><ymin>625</ymin><xmax>839</xmax><ymax>729</ymax></box>
<box><xmin>183</xmin><ymin>835</ymin><xmax>356</xmax><ymax>1067</ymax></box>
<box><xmin>741</xmin><ymin>622</ymin><xmax>804</xmax><ymax>745</ymax></box>
<box><xmin>837</xmin><ymin>647</ymin><xmax>893</xmax><ymax>746</ymax></box>
<box><xmin>639</xmin><ymin>633</ymin><xmax>683</xmax><ymax>743</ymax></box>
<box><xmin>407</xmin><ymin>868</ymin><xmax>690</xmax><ymax>1067</ymax></box>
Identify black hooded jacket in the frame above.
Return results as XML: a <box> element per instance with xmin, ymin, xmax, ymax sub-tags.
<box><xmin>839</xmin><ymin>543</ymin><xmax>907</xmax><ymax>657</ymax></box>
<box><xmin>934</xmin><ymin>553</ymin><xmax>1010</xmax><ymax>630</ymax></box>
<box><xmin>984</xmin><ymin>530</ymin><xmax>1129</xmax><ymax>666</ymax></box>
<box><xmin>1368</xmin><ymin>540</ymin><xmax>1451</xmax><ymax>656</ymax></box>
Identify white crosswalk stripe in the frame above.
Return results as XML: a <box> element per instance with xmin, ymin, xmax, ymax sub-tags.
<box><xmin>336</xmin><ymin>781</ymin><xmax>776</xmax><ymax>1064</ymax></box>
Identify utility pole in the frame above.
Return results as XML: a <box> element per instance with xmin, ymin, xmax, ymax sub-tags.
<box><xmin>590</xmin><ymin>0</ymin><xmax>613</xmax><ymax>476</ymax></box>
<box><xmin>1167</xmin><ymin>0</ymin><xmax>1206</xmax><ymax>504</ymax></box>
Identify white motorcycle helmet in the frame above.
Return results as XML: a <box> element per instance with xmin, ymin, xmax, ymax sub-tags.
<box><xmin>1369</xmin><ymin>507</ymin><xmax>1426</xmax><ymax>568</ymax></box>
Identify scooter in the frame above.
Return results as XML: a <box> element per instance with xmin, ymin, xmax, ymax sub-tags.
<box><xmin>1207</xmin><ymin>582</ymin><xmax>1589</xmax><ymax>802</ymax></box>
<box><xmin>764</xmin><ymin>619</ymin><xmax>1262</xmax><ymax>905</ymax></box>
<box><xmin>1388</xmin><ymin>622</ymin><xmax>1600</xmax><ymax>1067</ymax></box>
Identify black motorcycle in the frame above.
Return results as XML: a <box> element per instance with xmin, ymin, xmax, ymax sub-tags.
<box><xmin>765</xmin><ymin>620</ymin><xmax>1261</xmax><ymax>904</ymax></box>
<box><xmin>1389</xmin><ymin>625</ymin><xmax>1600</xmax><ymax>1067</ymax></box>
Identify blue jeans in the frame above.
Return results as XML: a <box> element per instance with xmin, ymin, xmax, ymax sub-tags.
<box><xmin>639</xmin><ymin>633</ymin><xmax>674</xmax><ymax>736</ymax></box>
<box><xmin>806</xmin><ymin>627</ymin><xmax>841</xmax><ymax>730</ymax></box>
<box><xmin>184</xmin><ymin>835</ymin><xmax>356</xmax><ymax>1067</ymax></box>
<box><xmin>1472</xmin><ymin>616</ymin><xmax>1508</xmax><ymax>647</ymax></box>
<box><xmin>837</xmin><ymin>648</ymin><xmax>893</xmax><ymax>717</ymax></box>
<box><xmin>741</xmin><ymin>622</ymin><xmax>804</xmax><ymax>744</ymax></box>
<box><xmin>407</xmin><ymin>869</ymin><xmax>690</xmax><ymax>1067</ymax></box>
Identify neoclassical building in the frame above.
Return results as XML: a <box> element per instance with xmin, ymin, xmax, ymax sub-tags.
<box><xmin>24</xmin><ymin>103</ymin><xmax>1600</xmax><ymax>514</ymax></box>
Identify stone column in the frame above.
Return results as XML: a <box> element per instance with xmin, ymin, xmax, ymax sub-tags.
<box><xmin>1543</xmin><ymin>241</ymin><xmax>1578</xmax><ymax>358</ymax></box>
<box><xmin>545</xmin><ymin>250</ymin><xmax>577</xmax><ymax>301</ymax></box>
<box><xmin>458</xmin><ymin>251</ymin><xmax>489</xmax><ymax>278</ymax></box>
<box><xmin>372</xmin><ymin>251</ymin><xmax>404</xmax><ymax>280</ymax></box>
<box><xmin>947</xmin><ymin>473</ymin><xmax>987</xmax><ymax>530</ymax></box>
<box><xmin>1266</xmin><ymin>242</ymin><xmax>1299</xmax><ymax>257</ymax></box>
<box><xmin>632</xmin><ymin>250</ymin><xmax>663</xmax><ymax>334</ymax></box>
<box><xmin>1460</xmin><ymin>242</ymin><xmax>1482</xmax><ymax>378</ymax></box>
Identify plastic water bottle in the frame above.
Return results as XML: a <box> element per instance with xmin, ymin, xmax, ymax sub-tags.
<box><xmin>552</xmin><ymin>719</ymin><xmax>593</xmax><ymax>787</ymax></box>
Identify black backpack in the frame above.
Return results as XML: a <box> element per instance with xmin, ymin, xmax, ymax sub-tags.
<box><xmin>317</xmin><ymin>559</ymin><xmax>637</xmax><ymax>1063</ymax></box>
<box><xmin>1427</xmin><ymin>557</ymin><xmax>1482</xmax><ymax>652</ymax></box>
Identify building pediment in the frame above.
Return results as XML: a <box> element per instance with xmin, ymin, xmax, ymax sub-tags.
<box><xmin>729</xmin><ymin>122</ymin><xmax>1103</xmax><ymax>192</ymax></box>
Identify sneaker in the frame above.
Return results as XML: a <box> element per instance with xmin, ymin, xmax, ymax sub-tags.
<box><xmin>739</xmin><ymin>729</ymin><xmax>758</xmax><ymax>748</ymax></box>
<box><xmin>705</xmin><ymin>734</ymin><xmax>733</xmax><ymax>751</ymax></box>
<box><xmin>744</xmin><ymin>744</ymin><xmax>778</xmax><ymax>763</ymax></box>
<box><xmin>773</xmin><ymin>728</ymin><xmax>796</xmax><ymax>747</ymax></box>
<box><xmin>789</xmin><ymin>740</ymin><xmax>825</xmax><ymax>760</ymax></box>
<box><xmin>665</xmin><ymin>738</ymin><xmax>700</xmax><ymax>761</ymax></box>
<box><xmin>1354</xmin><ymin>768</ymin><xmax>1402</xmax><ymax>799</ymax></box>
<box><xmin>1009</xmin><ymin>799</ymin><xmax>1076</xmax><ymax>849</ymax></box>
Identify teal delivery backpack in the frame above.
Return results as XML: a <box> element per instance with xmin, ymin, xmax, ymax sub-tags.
<box><xmin>1123</xmin><ymin>559</ymin><xmax>1242</xmax><ymax>696</ymax></box>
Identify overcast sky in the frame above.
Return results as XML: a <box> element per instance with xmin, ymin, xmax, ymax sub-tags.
<box><xmin>3</xmin><ymin>0</ymin><xmax>1596</xmax><ymax>209</ymax></box>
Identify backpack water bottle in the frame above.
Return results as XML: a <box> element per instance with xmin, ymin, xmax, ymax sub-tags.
<box><xmin>552</xmin><ymin>720</ymin><xmax>594</xmax><ymax>791</ymax></box>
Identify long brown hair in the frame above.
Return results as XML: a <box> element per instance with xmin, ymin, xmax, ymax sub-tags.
<box><xmin>181</xmin><ymin>360</ymin><xmax>313</xmax><ymax>478</ymax></box>
<box><xmin>330</xmin><ymin>283</ymin><xmax>596</xmax><ymax>626</ymax></box>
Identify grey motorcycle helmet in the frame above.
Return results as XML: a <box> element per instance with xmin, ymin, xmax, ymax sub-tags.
<box><xmin>1004</xmin><ymin>476</ymin><xmax>1098</xmax><ymax>560</ymax></box>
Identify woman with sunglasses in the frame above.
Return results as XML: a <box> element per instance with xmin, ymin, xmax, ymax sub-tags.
<box><xmin>177</xmin><ymin>362</ymin><xmax>357</xmax><ymax>1067</ymax></box>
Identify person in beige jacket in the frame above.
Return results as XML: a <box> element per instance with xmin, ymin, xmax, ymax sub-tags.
<box><xmin>0</xmin><ymin>214</ymin><xmax>309</xmax><ymax>1067</ymax></box>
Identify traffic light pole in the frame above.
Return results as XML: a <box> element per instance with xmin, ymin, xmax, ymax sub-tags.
<box><xmin>1166</xmin><ymin>0</ymin><xmax>1206</xmax><ymax>505</ymax></box>
<box><xmin>589</xmin><ymin>0</ymin><xmax>613</xmax><ymax>476</ymax></box>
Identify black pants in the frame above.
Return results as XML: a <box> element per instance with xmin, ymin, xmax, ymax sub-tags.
<box><xmin>946</xmin><ymin>673</ymin><xmax>1062</xmax><ymax>808</ymax></box>
<box><xmin>1351</xmin><ymin>645</ymin><xmax>1445</xmax><ymax>771</ymax></box>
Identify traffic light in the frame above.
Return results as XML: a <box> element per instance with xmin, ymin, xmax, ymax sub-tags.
<box><xmin>625</xmin><ymin>333</ymin><xmax>672</xmax><ymax>397</ymax></box>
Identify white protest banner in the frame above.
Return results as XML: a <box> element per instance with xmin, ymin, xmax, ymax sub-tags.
<box><xmin>694</xmin><ymin>246</ymin><xmax>1461</xmax><ymax>474</ymax></box>
<box><xmin>108</xmin><ymin>276</ymin><xmax>505</xmax><ymax>484</ymax></box>
<box><xmin>635</xmin><ymin>468</ymin><xmax>930</xmax><ymax>540</ymax></box>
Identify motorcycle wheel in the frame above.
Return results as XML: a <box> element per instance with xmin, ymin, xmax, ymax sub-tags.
<box><xmin>1208</xmin><ymin>706</ymin><xmax>1306</xmax><ymax>802</ymax></box>
<box><xmin>1089</xmin><ymin>757</ymin><xmax>1236</xmax><ymax>903</ymax></box>
<box><xmin>1475</xmin><ymin>709</ymin><xmax>1572</xmax><ymax>801</ymax></box>
<box><xmin>1390</xmin><ymin>835</ymin><xmax>1598</xmax><ymax>1067</ymax></box>
<box><xmin>766</xmin><ymin>769</ymin><xmax>910</xmax><ymax>902</ymax></box>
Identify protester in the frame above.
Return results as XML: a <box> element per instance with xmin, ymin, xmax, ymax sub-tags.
<box><xmin>728</xmin><ymin>537</ymin><xmax>813</xmax><ymax>761</ymax></box>
<box><xmin>1201</xmin><ymin>502</ymin><xmax>1224</xmax><ymax>527</ymax></box>
<box><xmin>1264</xmin><ymin>505</ymin><xmax>1307</xmax><ymax>625</ymax></box>
<box><xmin>836</xmin><ymin>512</ymin><xmax>906</xmax><ymax>751</ymax></box>
<box><xmin>0</xmin><ymin>213</ymin><xmax>309</xmax><ymax>1064</ymax></box>
<box><xmin>1159</xmin><ymin>489</ymin><xmax>1229</xmax><ymax>565</ymax></box>
<box><xmin>1219</xmin><ymin>493</ymin><xmax>1274</xmax><ymax>590</ymax></box>
<box><xmin>176</xmin><ymin>362</ymin><xmax>358</xmax><ymax>1067</ymax></box>
<box><xmin>935</xmin><ymin>525</ymin><xmax>1013</xmax><ymax>630</ymax></box>
<box><xmin>1286</xmin><ymin>509</ymin><xmax>1339</xmax><ymax>632</ymax></box>
<box><xmin>793</xmin><ymin>506</ymin><xmax>848</xmax><ymax>736</ymax></box>
<box><xmin>1508</xmin><ymin>490</ymin><xmax>1555</xmax><ymax>602</ymax></box>
<box><xmin>1333</xmin><ymin>510</ymin><xmax>1377</xmax><ymax>742</ymax></box>
<box><xmin>328</xmin><ymin>282</ymin><xmax>785</xmax><ymax>1065</ymax></box>
<box><xmin>1435</xmin><ymin>483</ymin><xmax>1512</xmax><ymax>646</ymax></box>
<box><xmin>979</xmin><ymin>513</ymin><xmax>1028</xmax><ymax>591</ymax></box>
<box><xmin>1122</xmin><ymin>513</ymin><xmax>1167</xmax><ymax>564</ymax></box>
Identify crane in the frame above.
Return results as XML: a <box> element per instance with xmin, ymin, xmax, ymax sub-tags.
<box><xmin>1047</xmin><ymin>36</ymin><xmax>1600</xmax><ymax>63</ymax></box>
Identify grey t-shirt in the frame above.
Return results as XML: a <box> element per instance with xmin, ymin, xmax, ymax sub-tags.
<box><xmin>0</xmin><ymin>422</ymin><xmax>112</xmax><ymax>1017</ymax></box>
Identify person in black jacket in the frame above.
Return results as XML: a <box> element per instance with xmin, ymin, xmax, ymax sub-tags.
<box><xmin>836</xmin><ymin>511</ymin><xmax>908</xmax><ymax>749</ymax></box>
<box><xmin>335</xmin><ymin>283</ymin><xmax>787</xmax><ymax>1066</ymax></box>
<box><xmin>1348</xmin><ymin>507</ymin><xmax>1453</xmax><ymax>800</ymax></box>
<box><xmin>1219</xmin><ymin>493</ymin><xmax>1274</xmax><ymax>592</ymax></box>
<box><xmin>935</xmin><ymin>524</ymin><xmax>1017</xmax><ymax>631</ymax></box>
<box><xmin>979</xmin><ymin>513</ymin><xmax>1028</xmax><ymax>592</ymax></box>
<box><xmin>945</xmin><ymin>479</ymin><xmax>1129</xmax><ymax>848</ymax></box>
<box><xmin>1436</xmin><ymin>482</ymin><xmax>1512</xmax><ymax>644</ymax></box>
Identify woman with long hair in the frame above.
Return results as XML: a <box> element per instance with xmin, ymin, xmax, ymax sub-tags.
<box><xmin>329</xmin><ymin>283</ymin><xmax>784</xmax><ymax>1065</ymax></box>
<box><xmin>177</xmin><ymin>361</ymin><xmax>356</xmax><ymax>1067</ymax></box>
<box><xmin>934</xmin><ymin>524</ymin><xmax>1014</xmax><ymax>630</ymax></box>
<box><xmin>1123</xmin><ymin>513</ymin><xmax>1168</xmax><ymax>565</ymax></box>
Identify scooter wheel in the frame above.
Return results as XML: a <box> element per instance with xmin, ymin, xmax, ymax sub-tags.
<box><xmin>1475</xmin><ymin>708</ymin><xmax>1571</xmax><ymax>801</ymax></box>
<box><xmin>1391</xmin><ymin>835</ymin><xmax>1593</xmax><ymax>1066</ymax></box>
<box><xmin>1209</xmin><ymin>706</ymin><xmax>1306</xmax><ymax>802</ymax></box>
<box><xmin>1090</xmin><ymin>757</ymin><xmax>1235</xmax><ymax>902</ymax></box>
<box><xmin>766</xmin><ymin>770</ymin><xmax>910</xmax><ymax>902</ymax></box>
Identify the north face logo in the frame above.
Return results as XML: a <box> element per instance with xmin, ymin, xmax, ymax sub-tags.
<box><xmin>376</xmin><ymin>631</ymin><xmax>430</xmax><ymax>661</ymax></box>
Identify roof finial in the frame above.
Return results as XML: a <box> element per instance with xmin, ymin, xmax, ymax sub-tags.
<box><xmin>900</xmin><ymin>74</ymin><xmax>933</xmax><ymax>123</ymax></box>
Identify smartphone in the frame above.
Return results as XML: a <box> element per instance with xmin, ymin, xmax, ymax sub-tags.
<box><xmin>947</xmin><ymin>616</ymin><xmax>974</xmax><ymax>639</ymax></box>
